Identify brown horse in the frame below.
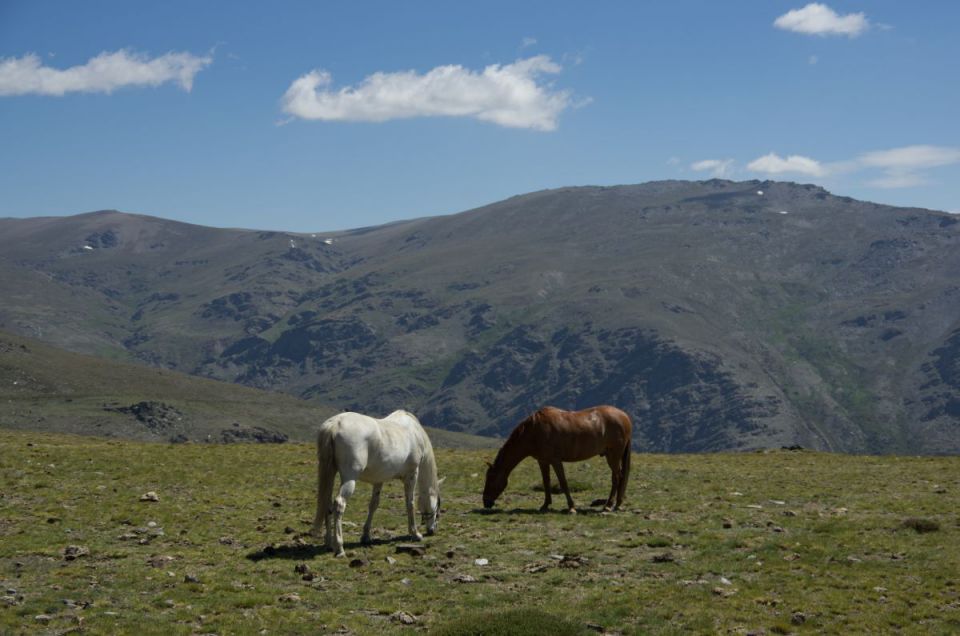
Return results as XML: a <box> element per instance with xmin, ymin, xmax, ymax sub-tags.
<box><xmin>482</xmin><ymin>405</ymin><xmax>633</xmax><ymax>513</ymax></box>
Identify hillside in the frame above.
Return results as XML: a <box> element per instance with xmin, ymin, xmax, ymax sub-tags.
<box><xmin>0</xmin><ymin>330</ymin><xmax>496</xmax><ymax>449</ymax></box>
<box><xmin>2</xmin><ymin>180</ymin><xmax>959</xmax><ymax>453</ymax></box>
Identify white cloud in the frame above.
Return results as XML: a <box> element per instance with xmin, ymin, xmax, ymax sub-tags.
<box><xmin>0</xmin><ymin>49</ymin><xmax>212</xmax><ymax>96</ymax></box>
<box><xmin>747</xmin><ymin>153</ymin><xmax>825</xmax><ymax>177</ymax></box>
<box><xmin>281</xmin><ymin>56</ymin><xmax>574</xmax><ymax>131</ymax></box>
<box><xmin>774</xmin><ymin>3</ymin><xmax>869</xmax><ymax>37</ymax></box>
<box><xmin>521</xmin><ymin>37</ymin><xmax>538</xmax><ymax>49</ymax></box>
<box><xmin>858</xmin><ymin>145</ymin><xmax>960</xmax><ymax>189</ymax></box>
<box><xmin>858</xmin><ymin>145</ymin><xmax>960</xmax><ymax>170</ymax></box>
<box><xmin>729</xmin><ymin>144</ymin><xmax>959</xmax><ymax>189</ymax></box>
<box><xmin>691</xmin><ymin>159</ymin><xmax>735</xmax><ymax>178</ymax></box>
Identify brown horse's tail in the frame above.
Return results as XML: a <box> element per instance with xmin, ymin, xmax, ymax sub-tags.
<box><xmin>618</xmin><ymin>438</ymin><xmax>632</xmax><ymax>505</ymax></box>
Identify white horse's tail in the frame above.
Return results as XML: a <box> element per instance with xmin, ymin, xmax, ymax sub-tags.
<box><xmin>313</xmin><ymin>422</ymin><xmax>338</xmax><ymax>539</ymax></box>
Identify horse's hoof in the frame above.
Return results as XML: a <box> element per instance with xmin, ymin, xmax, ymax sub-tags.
<box><xmin>566</xmin><ymin>508</ymin><xmax>577</xmax><ymax>515</ymax></box>
<box><xmin>361</xmin><ymin>536</ymin><xmax>372</xmax><ymax>545</ymax></box>
<box><xmin>539</xmin><ymin>505</ymin><xmax>551</xmax><ymax>513</ymax></box>
<box><xmin>412</xmin><ymin>533</ymin><xmax>424</xmax><ymax>542</ymax></box>
<box><xmin>602</xmin><ymin>506</ymin><xmax>613</xmax><ymax>513</ymax></box>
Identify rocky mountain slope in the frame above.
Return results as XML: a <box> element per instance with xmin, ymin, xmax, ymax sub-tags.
<box><xmin>2</xmin><ymin>180</ymin><xmax>958</xmax><ymax>453</ymax></box>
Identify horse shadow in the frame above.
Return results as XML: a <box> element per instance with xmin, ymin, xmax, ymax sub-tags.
<box><xmin>471</xmin><ymin>502</ymin><xmax>610</xmax><ymax>516</ymax></box>
<box><xmin>245</xmin><ymin>535</ymin><xmax>421</xmax><ymax>561</ymax></box>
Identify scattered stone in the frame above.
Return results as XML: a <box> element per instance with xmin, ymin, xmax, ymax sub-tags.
<box><xmin>559</xmin><ymin>555</ymin><xmax>588</xmax><ymax>568</ymax></box>
<box><xmin>719</xmin><ymin>577</ymin><xmax>733</xmax><ymax>586</ymax></box>
<box><xmin>140</xmin><ymin>491</ymin><xmax>160</xmax><ymax>502</ymax></box>
<box><xmin>651</xmin><ymin>553</ymin><xmax>675</xmax><ymax>563</ymax></box>
<box><xmin>62</xmin><ymin>545</ymin><xmax>89</xmax><ymax>560</ymax></box>
<box><xmin>283</xmin><ymin>526</ymin><xmax>296</xmax><ymax>534</ymax></box>
<box><xmin>586</xmin><ymin>623</ymin><xmax>605</xmax><ymax>633</ymax></box>
<box><xmin>218</xmin><ymin>536</ymin><xmax>235</xmax><ymax>545</ymax></box>
<box><xmin>452</xmin><ymin>574</ymin><xmax>477</xmax><ymax>583</ymax></box>
<box><xmin>390</xmin><ymin>611</ymin><xmax>417</xmax><ymax>625</ymax></box>
<box><xmin>385</xmin><ymin>556</ymin><xmax>397</xmax><ymax>565</ymax></box>
<box><xmin>783</xmin><ymin>510</ymin><xmax>798</xmax><ymax>517</ymax></box>
<box><xmin>722</xmin><ymin>519</ymin><xmax>733</xmax><ymax>529</ymax></box>
<box><xmin>148</xmin><ymin>555</ymin><xmax>175</xmax><ymax>568</ymax></box>
<box><xmin>184</xmin><ymin>574</ymin><xmax>201</xmax><ymax>583</ymax></box>
<box><xmin>524</xmin><ymin>563</ymin><xmax>550</xmax><ymax>573</ymax></box>
<box><xmin>783</xmin><ymin>553</ymin><xmax>801</xmax><ymax>562</ymax></box>
<box><xmin>349</xmin><ymin>558</ymin><xmax>368</xmax><ymax>568</ymax></box>
<box><xmin>474</xmin><ymin>558</ymin><xmax>488</xmax><ymax>566</ymax></box>
<box><xmin>712</xmin><ymin>587</ymin><xmax>737</xmax><ymax>598</ymax></box>
<box><xmin>791</xmin><ymin>612</ymin><xmax>807</xmax><ymax>625</ymax></box>
<box><xmin>279</xmin><ymin>593</ymin><xmax>301</xmax><ymax>603</ymax></box>
<box><xmin>445</xmin><ymin>550</ymin><xmax>456</xmax><ymax>559</ymax></box>
<box><xmin>400</xmin><ymin>578</ymin><xmax>412</xmax><ymax>586</ymax></box>
<box><xmin>768</xmin><ymin>499</ymin><xmax>786</xmax><ymax>506</ymax></box>
<box><xmin>34</xmin><ymin>615</ymin><xmax>53</xmax><ymax>624</ymax></box>
<box><xmin>395</xmin><ymin>544</ymin><xmax>425</xmax><ymax>557</ymax></box>
<box><xmin>2</xmin><ymin>595</ymin><xmax>19</xmax><ymax>607</ymax></box>
<box><xmin>294</xmin><ymin>563</ymin><xmax>311</xmax><ymax>575</ymax></box>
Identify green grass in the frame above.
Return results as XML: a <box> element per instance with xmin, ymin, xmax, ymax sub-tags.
<box><xmin>2</xmin><ymin>431</ymin><xmax>959</xmax><ymax>634</ymax></box>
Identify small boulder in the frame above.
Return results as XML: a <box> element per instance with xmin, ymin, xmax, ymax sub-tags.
<box><xmin>140</xmin><ymin>491</ymin><xmax>160</xmax><ymax>502</ymax></box>
<box><xmin>62</xmin><ymin>545</ymin><xmax>89</xmax><ymax>561</ymax></box>
<box><xmin>390</xmin><ymin>611</ymin><xmax>417</xmax><ymax>625</ymax></box>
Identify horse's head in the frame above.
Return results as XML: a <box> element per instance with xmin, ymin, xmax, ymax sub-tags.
<box><xmin>420</xmin><ymin>477</ymin><xmax>444</xmax><ymax>535</ymax></box>
<box><xmin>482</xmin><ymin>460</ymin><xmax>507</xmax><ymax>508</ymax></box>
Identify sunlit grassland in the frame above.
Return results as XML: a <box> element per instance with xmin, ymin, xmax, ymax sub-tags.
<box><xmin>1</xmin><ymin>430</ymin><xmax>958</xmax><ymax>634</ymax></box>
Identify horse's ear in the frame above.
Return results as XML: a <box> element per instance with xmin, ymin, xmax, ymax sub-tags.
<box><xmin>484</xmin><ymin>460</ymin><xmax>492</xmax><ymax>468</ymax></box>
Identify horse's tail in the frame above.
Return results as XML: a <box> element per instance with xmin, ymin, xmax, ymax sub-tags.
<box><xmin>619</xmin><ymin>439</ymin><xmax>632</xmax><ymax>503</ymax></box>
<box><xmin>617</xmin><ymin>409</ymin><xmax>632</xmax><ymax>506</ymax></box>
<box><xmin>312</xmin><ymin>421</ymin><xmax>338</xmax><ymax>538</ymax></box>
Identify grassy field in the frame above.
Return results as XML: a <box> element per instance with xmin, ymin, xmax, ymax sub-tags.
<box><xmin>1</xmin><ymin>430</ymin><xmax>958</xmax><ymax>635</ymax></box>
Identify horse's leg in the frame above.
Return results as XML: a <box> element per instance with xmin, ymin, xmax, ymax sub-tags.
<box><xmin>538</xmin><ymin>459</ymin><xmax>552</xmax><ymax>511</ymax></box>
<box><xmin>361</xmin><ymin>483</ymin><xmax>382</xmax><ymax>545</ymax></box>
<box><xmin>551</xmin><ymin>461</ymin><xmax>576</xmax><ymax>514</ymax></box>
<box><xmin>603</xmin><ymin>453</ymin><xmax>620</xmax><ymax>512</ymax></box>
<box><xmin>332</xmin><ymin>476</ymin><xmax>357</xmax><ymax>557</ymax></box>
<box><xmin>403</xmin><ymin>469</ymin><xmax>423</xmax><ymax>541</ymax></box>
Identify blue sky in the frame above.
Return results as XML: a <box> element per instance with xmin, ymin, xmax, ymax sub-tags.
<box><xmin>1</xmin><ymin>1</ymin><xmax>958</xmax><ymax>231</ymax></box>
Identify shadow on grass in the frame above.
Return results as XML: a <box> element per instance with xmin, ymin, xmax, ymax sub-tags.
<box><xmin>432</xmin><ymin>607</ymin><xmax>591</xmax><ymax>636</ymax></box>
<box><xmin>246</xmin><ymin>535</ymin><xmax>424</xmax><ymax>561</ymax></box>
<box><xmin>470</xmin><ymin>505</ymin><xmax>608</xmax><ymax>516</ymax></box>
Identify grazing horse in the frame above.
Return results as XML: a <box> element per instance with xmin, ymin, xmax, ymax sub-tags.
<box><xmin>312</xmin><ymin>410</ymin><xmax>441</xmax><ymax>557</ymax></box>
<box><xmin>482</xmin><ymin>405</ymin><xmax>632</xmax><ymax>513</ymax></box>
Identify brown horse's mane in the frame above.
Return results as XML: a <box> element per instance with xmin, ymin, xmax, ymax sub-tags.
<box><xmin>492</xmin><ymin>410</ymin><xmax>539</xmax><ymax>467</ymax></box>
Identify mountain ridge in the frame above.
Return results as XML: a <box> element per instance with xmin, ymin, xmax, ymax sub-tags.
<box><xmin>2</xmin><ymin>180</ymin><xmax>958</xmax><ymax>453</ymax></box>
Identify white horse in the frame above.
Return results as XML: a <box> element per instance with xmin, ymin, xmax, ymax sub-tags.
<box><xmin>312</xmin><ymin>410</ymin><xmax>441</xmax><ymax>557</ymax></box>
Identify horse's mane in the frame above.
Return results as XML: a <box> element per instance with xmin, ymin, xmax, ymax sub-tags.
<box><xmin>493</xmin><ymin>411</ymin><xmax>538</xmax><ymax>467</ymax></box>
